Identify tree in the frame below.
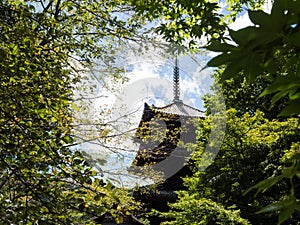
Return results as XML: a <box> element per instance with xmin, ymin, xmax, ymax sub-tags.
<box><xmin>0</xmin><ymin>0</ymin><xmax>149</xmax><ymax>224</ymax></box>
<box><xmin>130</xmin><ymin>0</ymin><xmax>265</xmax><ymax>49</ymax></box>
<box><xmin>161</xmin><ymin>109</ymin><xmax>300</xmax><ymax>224</ymax></box>
<box><xmin>205</xmin><ymin>70</ymin><xmax>288</xmax><ymax>120</ymax></box>
<box><xmin>160</xmin><ymin>194</ymin><xmax>250</xmax><ymax>225</ymax></box>
<box><xmin>207</xmin><ymin>0</ymin><xmax>300</xmax><ymax>117</ymax></box>
<box><xmin>206</xmin><ymin>0</ymin><xmax>300</xmax><ymax>223</ymax></box>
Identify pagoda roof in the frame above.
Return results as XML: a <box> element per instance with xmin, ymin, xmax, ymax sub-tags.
<box><xmin>151</xmin><ymin>100</ymin><xmax>205</xmax><ymax>118</ymax></box>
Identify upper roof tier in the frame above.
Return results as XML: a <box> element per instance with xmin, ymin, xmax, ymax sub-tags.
<box><xmin>151</xmin><ymin>100</ymin><xmax>205</xmax><ymax>118</ymax></box>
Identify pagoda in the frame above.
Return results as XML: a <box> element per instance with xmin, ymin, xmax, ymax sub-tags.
<box><xmin>98</xmin><ymin>59</ymin><xmax>205</xmax><ymax>225</ymax></box>
<box><xmin>130</xmin><ymin>58</ymin><xmax>205</xmax><ymax>222</ymax></box>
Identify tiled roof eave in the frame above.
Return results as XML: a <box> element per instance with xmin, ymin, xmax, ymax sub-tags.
<box><xmin>150</xmin><ymin>102</ymin><xmax>205</xmax><ymax>118</ymax></box>
<box><xmin>153</xmin><ymin>110</ymin><xmax>204</xmax><ymax>118</ymax></box>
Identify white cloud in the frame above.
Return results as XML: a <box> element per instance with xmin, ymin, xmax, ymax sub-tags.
<box><xmin>229</xmin><ymin>0</ymin><xmax>273</xmax><ymax>31</ymax></box>
<box><xmin>262</xmin><ymin>0</ymin><xmax>273</xmax><ymax>13</ymax></box>
<box><xmin>229</xmin><ymin>12</ymin><xmax>253</xmax><ymax>31</ymax></box>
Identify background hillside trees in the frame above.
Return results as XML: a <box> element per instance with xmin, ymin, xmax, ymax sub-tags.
<box><xmin>207</xmin><ymin>71</ymin><xmax>288</xmax><ymax>119</ymax></box>
<box><xmin>160</xmin><ymin>107</ymin><xmax>300</xmax><ymax>224</ymax></box>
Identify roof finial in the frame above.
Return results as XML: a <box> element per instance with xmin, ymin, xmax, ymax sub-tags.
<box><xmin>173</xmin><ymin>57</ymin><xmax>180</xmax><ymax>102</ymax></box>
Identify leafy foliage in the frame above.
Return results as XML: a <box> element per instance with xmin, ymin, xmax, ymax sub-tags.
<box><xmin>0</xmin><ymin>0</ymin><xmax>148</xmax><ymax>224</ymax></box>
<box><xmin>204</xmin><ymin>70</ymin><xmax>288</xmax><ymax>120</ymax></box>
<box><xmin>160</xmin><ymin>193</ymin><xmax>250</xmax><ymax>225</ymax></box>
<box><xmin>130</xmin><ymin>0</ymin><xmax>264</xmax><ymax>49</ymax></box>
<box><xmin>207</xmin><ymin>0</ymin><xmax>300</xmax><ymax>117</ymax></box>
<box><xmin>205</xmin><ymin>0</ymin><xmax>300</xmax><ymax>223</ymax></box>
<box><xmin>161</xmin><ymin>109</ymin><xmax>300</xmax><ymax>224</ymax></box>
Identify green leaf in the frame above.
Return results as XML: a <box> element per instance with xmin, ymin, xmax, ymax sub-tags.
<box><xmin>206</xmin><ymin>41</ymin><xmax>236</xmax><ymax>52</ymax></box>
<box><xmin>271</xmin><ymin>90</ymin><xmax>290</xmax><ymax>107</ymax></box>
<box><xmin>271</xmin><ymin>0</ymin><xmax>289</xmax><ymax>24</ymax></box>
<box><xmin>248</xmin><ymin>10</ymin><xmax>270</xmax><ymax>28</ymax></box>
<box><xmin>260</xmin><ymin>76</ymin><xmax>300</xmax><ymax>97</ymax></box>
<box><xmin>229</xmin><ymin>27</ymin><xmax>258</xmax><ymax>45</ymax></box>
<box><xmin>207</xmin><ymin>53</ymin><xmax>232</xmax><ymax>67</ymax></box>
<box><xmin>243</xmin><ymin>53</ymin><xmax>265</xmax><ymax>81</ymax></box>
<box><xmin>222</xmin><ymin>62</ymin><xmax>243</xmax><ymax>80</ymax></box>
<box><xmin>256</xmin><ymin>195</ymin><xmax>295</xmax><ymax>214</ymax></box>
<box><xmin>278</xmin><ymin>99</ymin><xmax>300</xmax><ymax>116</ymax></box>
<box><xmin>295</xmin><ymin>201</ymin><xmax>300</xmax><ymax>212</ymax></box>
<box><xmin>278</xmin><ymin>205</ymin><xmax>294</xmax><ymax>225</ymax></box>
<box><xmin>289</xmin><ymin>91</ymin><xmax>300</xmax><ymax>100</ymax></box>
<box><xmin>282</xmin><ymin>166</ymin><xmax>296</xmax><ymax>178</ymax></box>
<box><xmin>287</xmin><ymin>32</ymin><xmax>300</xmax><ymax>47</ymax></box>
<box><xmin>9</xmin><ymin>77</ymin><xmax>16</xmax><ymax>83</ymax></box>
<box><xmin>11</xmin><ymin>44</ymin><xmax>19</xmax><ymax>55</ymax></box>
<box><xmin>244</xmin><ymin>175</ymin><xmax>284</xmax><ymax>196</ymax></box>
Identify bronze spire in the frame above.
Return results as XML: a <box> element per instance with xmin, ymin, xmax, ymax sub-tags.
<box><xmin>173</xmin><ymin>57</ymin><xmax>181</xmax><ymax>102</ymax></box>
